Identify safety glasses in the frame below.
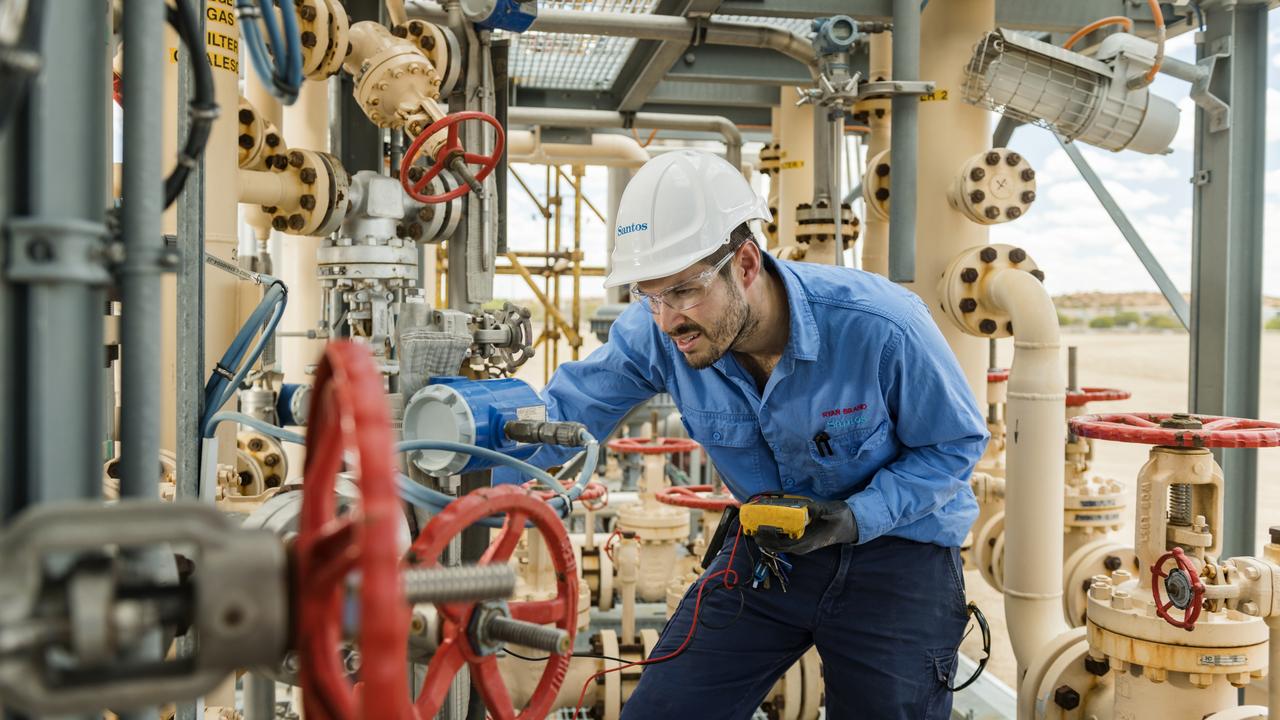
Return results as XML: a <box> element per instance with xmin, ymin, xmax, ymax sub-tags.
<box><xmin>630</xmin><ymin>250</ymin><xmax>735</xmax><ymax>315</ymax></box>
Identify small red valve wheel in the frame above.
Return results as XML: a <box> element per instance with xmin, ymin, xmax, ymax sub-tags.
<box><xmin>1151</xmin><ymin>546</ymin><xmax>1206</xmax><ymax>631</ymax></box>
<box><xmin>607</xmin><ymin>436</ymin><xmax>700</xmax><ymax>455</ymax></box>
<box><xmin>656</xmin><ymin>485</ymin><xmax>741</xmax><ymax>511</ymax></box>
<box><xmin>1065</xmin><ymin>387</ymin><xmax>1132</xmax><ymax>407</ymax></box>
<box><xmin>400</xmin><ymin>110</ymin><xmax>505</xmax><ymax>204</ymax></box>
<box><xmin>409</xmin><ymin>485</ymin><xmax>578</xmax><ymax>720</ymax></box>
<box><xmin>523</xmin><ymin>478</ymin><xmax>607</xmax><ymax>505</ymax></box>
<box><xmin>987</xmin><ymin>368</ymin><xmax>1009</xmax><ymax>383</ymax></box>
<box><xmin>295</xmin><ymin>342</ymin><xmax>410</xmax><ymax>720</ymax></box>
<box><xmin>1069</xmin><ymin>413</ymin><xmax>1280</xmax><ymax>448</ymax></box>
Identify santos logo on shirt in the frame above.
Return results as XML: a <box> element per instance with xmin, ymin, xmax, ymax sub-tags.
<box><xmin>616</xmin><ymin>223</ymin><xmax>649</xmax><ymax>236</ymax></box>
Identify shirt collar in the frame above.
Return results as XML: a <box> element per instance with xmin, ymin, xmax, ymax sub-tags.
<box><xmin>763</xmin><ymin>252</ymin><xmax>821</xmax><ymax>361</ymax></box>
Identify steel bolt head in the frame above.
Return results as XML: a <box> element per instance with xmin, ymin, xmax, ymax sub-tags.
<box><xmin>979</xmin><ymin>319</ymin><xmax>998</xmax><ymax>334</ymax></box>
<box><xmin>238</xmin><ymin>133</ymin><xmax>254</xmax><ymax>149</ymax></box>
<box><xmin>300</xmin><ymin>167</ymin><xmax>318</xmax><ymax>184</ymax></box>
<box><xmin>407</xmin><ymin>166</ymin><xmax>425</xmax><ymax>182</ymax></box>
<box><xmin>238</xmin><ymin>108</ymin><xmax>254</xmax><ymax>124</ymax></box>
<box><xmin>409</xmin><ymin>22</ymin><xmax>424</xmax><ymax>36</ymax></box>
<box><xmin>299</xmin><ymin>5</ymin><xmax>317</xmax><ymax>21</ymax></box>
<box><xmin>299</xmin><ymin>194</ymin><xmax>317</xmax><ymax>211</ymax></box>
<box><xmin>421</xmin><ymin>35</ymin><xmax>436</xmax><ymax>50</ymax></box>
<box><xmin>272</xmin><ymin>216</ymin><xmax>288</xmax><ymax>231</ymax></box>
<box><xmin>1053</xmin><ymin>685</ymin><xmax>1081</xmax><ymax>710</ymax></box>
<box><xmin>979</xmin><ymin>247</ymin><xmax>998</xmax><ymax>263</ymax></box>
<box><xmin>1005</xmin><ymin>151</ymin><xmax>1022</xmax><ymax>166</ymax></box>
<box><xmin>392</xmin><ymin>25</ymin><xmax>408</xmax><ymax>38</ymax></box>
<box><xmin>960</xmin><ymin>268</ymin><xmax>979</xmax><ymax>283</ymax></box>
<box><xmin>273</xmin><ymin>155</ymin><xmax>289</xmax><ymax>170</ymax></box>
<box><xmin>1030</xmin><ymin>269</ymin><xmax>1045</xmax><ymax>282</ymax></box>
<box><xmin>265</xmin><ymin>133</ymin><xmax>280</xmax><ymax>148</ymax></box>
<box><xmin>300</xmin><ymin>31</ymin><xmax>317</xmax><ymax>49</ymax></box>
<box><xmin>1021</xmin><ymin>190</ymin><xmax>1036</xmax><ymax>203</ymax></box>
<box><xmin>1005</xmin><ymin>321</ymin><xmax>1014</xmax><ymax>334</ymax></box>
<box><xmin>959</xmin><ymin>298</ymin><xmax>978</xmax><ymax>313</ymax></box>
<box><xmin>969</xmin><ymin>167</ymin><xmax>985</xmax><ymax>181</ymax></box>
<box><xmin>969</xmin><ymin>190</ymin><xmax>986</xmax><ymax>204</ymax></box>
<box><xmin>1103</xmin><ymin>555</ymin><xmax>1122</xmax><ymax>571</ymax></box>
<box><xmin>1270</xmin><ymin>526</ymin><xmax>1280</xmax><ymax>545</ymax></box>
<box><xmin>409</xmin><ymin>222</ymin><xmax>423</xmax><ymax>238</ymax></box>
<box><xmin>874</xmin><ymin>188</ymin><xmax>890</xmax><ymax>201</ymax></box>
<box><xmin>1021</xmin><ymin>168</ymin><xmax>1036</xmax><ymax>181</ymax></box>
<box><xmin>288</xmin><ymin>214</ymin><xmax>306</xmax><ymax>231</ymax></box>
<box><xmin>985</xmin><ymin>151</ymin><xmax>1001</xmax><ymax>166</ymax></box>
<box><xmin>1084</xmin><ymin>656</ymin><xmax>1110</xmax><ymax>677</ymax></box>
<box><xmin>875</xmin><ymin>162</ymin><xmax>890</xmax><ymax>177</ymax></box>
<box><xmin>289</xmin><ymin>151</ymin><xmax>305</xmax><ymax>168</ymax></box>
<box><xmin>1008</xmin><ymin>248</ymin><xmax>1027</xmax><ymax>263</ymax></box>
<box><xmin>984</xmin><ymin>206</ymin><xmax>1000</xmax><ymax>219</ymax></box>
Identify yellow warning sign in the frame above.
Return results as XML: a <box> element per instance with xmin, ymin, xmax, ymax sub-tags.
<box><xmin>919</xmin><ymin>89</ymin><xmax>950</xmax><ymax>103</ymax></box>
<box><xmin>780</xmin><ymin>160</ymin><xmax>805</xmax><ymax>170</ymax></box>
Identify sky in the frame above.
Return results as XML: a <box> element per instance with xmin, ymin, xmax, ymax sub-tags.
<box><xmin>497</xmin><ymin>14</ymin><xmax>1280</xmax><ymax>303</ymax></box>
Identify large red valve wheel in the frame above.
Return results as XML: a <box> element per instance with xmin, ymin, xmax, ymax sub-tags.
<box><xmin>409</xmin><ymin>485</ymin><xmax>578</xmax><ymax>720</ymax></box>
<box><xmin>1065</xmin><ymin>387</ymin><xmax>1132</xmax><ymax>407</ymax></box>
<box><xmin>1069</xmin><ymin>413</ymin><xmax>1280</xmax><ymax>448</ymax></box>
<box><xmin>296</xmin><ymin>342</ymin><xmax>410</xmax><ymax>720</ymax></box>
<box><xmin>607</xmin><ymin>436</ymin><xmax>700</xmax><ymax>455</ymax></box>
<box><xmin>1151</xmin><ymin>546</ymin><xmax>1206</xmax><ymax>631</ymax></box>
<box><xmin>400</xmin><ymin>111</ymin><xmax>505</xmax><ymax>204</ymax></box>
<box><xmin>656</xmin><ymin>485</ymin><xmax>741</xmax><ymax>511</ymax></box>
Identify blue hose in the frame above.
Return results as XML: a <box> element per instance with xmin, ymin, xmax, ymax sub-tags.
<box><xmin>237</xmin><ymin>0</ymin><xmax>303</xmax><ymax>104</ymax></box>
<box><xmin>204</xmin><ymin>411</ymin><xmax>305</xmax><ymax>444</ymax></box>
<box><xmin>201</xmin><ymin>281</ymin><xmax>287</xmax><ymax>437</ymax></box>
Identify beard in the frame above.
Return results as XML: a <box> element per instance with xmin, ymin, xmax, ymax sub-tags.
<box><xmin>669</xmin><ymin>280</ymin><xmax>757</xmax><ymax>370</ymax></box>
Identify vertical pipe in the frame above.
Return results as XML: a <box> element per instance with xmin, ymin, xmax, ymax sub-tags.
<box><xmin>13</xmin><ymin>0</ymin><xmax>109</xmax><ymax>516</ymax></box>
<box><xmin>552</xmin><ymin>167</ymin><xmax>562</xmax><ymax>370</ymax></box>
<box><xmin>887</xmin><ymin>0</ymin><xmax>919</xmax><ymax>282</ymax></box>
<box><xmin>120</xmin><ymin>0</ymin><xmax>166</xmax><ymax>499</ymax></box>
<box><xmin>572</xmin><ymin>165</ymin><xmax>583</xmax><ymax>360</ymax></box>
<box><xmin>244</xmin><ymin>673</ymin><xmax>276</xmax><ymax>720</ymax></box>
<box><xmin>774</xmin><ymin>101</ymin><xmax>814</xmax><ymax>253</ymax></box>
<box><xmin>861</xmin><ymin>32</ymin><xmax>892</xmax><ymax>275</ymax></box>
<box><xmin>1067</xmin><ymin>346</ymin><xmax>1079</xmax><ymax>392</ymax></box>
<box><xmin>903</xmin><ymin>0</ymin><xmax>993</xmax><ymax>401</ymax></box>
<box><xmin>494</xmin><ymin>39</ymin><xmax>510</xmax><ymax>256</ymax></box>
<box><xmin>543</xmin><ymin>165</ymin><xmax>551</xmax><ymax>382</ymax></box>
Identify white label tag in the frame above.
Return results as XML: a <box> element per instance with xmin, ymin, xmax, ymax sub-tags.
<box><xmin>1199</xmin><ymin>654</ymin><xmax>1247</xmax><ymax>667</ymax></box>
<box><xmin>516</xmin><ymin>405</ymin><xmax>546</xmax><ymax>422</ymax></box>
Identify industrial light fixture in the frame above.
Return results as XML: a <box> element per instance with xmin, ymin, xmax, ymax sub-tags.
<box><xmin>962</xmin><ymin>29</ymin><xmax>1179</xmax><ymax>154</ymax></box>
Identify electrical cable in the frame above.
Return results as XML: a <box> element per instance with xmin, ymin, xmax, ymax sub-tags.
<box><xmin>570</xmin><ymin>526</ymin><xmax>745</xmax><ymax>719</ymax></box>
<box><xmin>163</xmin><ymin>0</ymin><xmax>217</xmax><ymax>209</ymax></box>
<box><xmin>502</xmin><ymin>648</ymin><xmax>632</xmax><ymax>665</ymax></box>
<box><xmin>237</xmin><ymin>0</ymin><xmax>303</xmax><ymax>104</ymax></box>
<box><xmin>0</xmin><ymin>0</ymin><xmax>41</xmax><ymax>134</ymax></box>
<box><xmin>1062</xmin><ymin>16</ymin><xmax>1134</xmax><ymax>50</ymax></box>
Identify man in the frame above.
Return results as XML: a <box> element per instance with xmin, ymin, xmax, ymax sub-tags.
<box><xmin>505</xmin><ymin>150</ymin><xmax>987</xmax><ymax>718</ymax></box>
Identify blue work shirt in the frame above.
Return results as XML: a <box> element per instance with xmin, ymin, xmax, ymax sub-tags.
<box><xmin>501</xmin><ymin>254</ymin><xmax>987</xmax><ymax>548</ymax></box>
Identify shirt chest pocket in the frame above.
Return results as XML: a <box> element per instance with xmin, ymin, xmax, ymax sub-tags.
<box><xmin>806</xmin><ymin>420</ymin><xmax>891</xmax><ymax>495</ymax></box>
<box><xmin>682</xmin><ymin>409</ymin><xmax>758</xmax><ymax>448</ymax></box>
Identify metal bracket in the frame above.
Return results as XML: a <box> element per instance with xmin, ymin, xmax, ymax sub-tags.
<box><xmin>4</xmin><ymin>217</ymin><xmax>110</xmax><ymax>285</ymax></box>
<box><xmin>1191</xmin><ymin>45</ymin><xmax>1231</xmax><ymax>133</ymax></box>
<box><xmin>854</xmin><ymin>79</ymin><xmax>936</xmax><ymax>102</ymax></box>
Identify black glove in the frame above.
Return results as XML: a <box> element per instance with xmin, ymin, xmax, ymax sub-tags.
<box><xmin>754</xmin><ymin>500</ymin><xmax>858</xmax><ymax>555</ymax></box>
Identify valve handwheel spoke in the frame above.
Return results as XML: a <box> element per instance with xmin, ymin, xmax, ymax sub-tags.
<box><xmin>607</xmin><ymin>436</ymin><xmax>700</xmax><ymax>455</ymax></box>
<box><xmin>1150</xmin><ymin>546</ymin><xmax>1205</xmax><ymax>631</ymax></box>
<box><xmin>1065</xmin><ymin>387</ymin><xmax>1132</xmax><ymax>407</ymax></box>
<box><xmin>409</xmin><ymin>485</ymin><xmax>578</xmax><ymax>720</ymax></box>
<box><xmin>400</xmin><ymin>111</ymin><xmax>505</xmax><ymax>204</ymax></box>
<box><xmin>1069</xmin><ymin>412</ymin><xmax>1280</xmax><ymax>448</ymax></box>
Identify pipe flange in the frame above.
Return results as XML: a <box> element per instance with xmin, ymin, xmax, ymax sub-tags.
<box><xmin>757</xmin><ymin>143</ymin><xmax>781</xmax><ymax>176</ymax></box>
<box><xmin>295</xmin><ymin>0</ymin><xmax>331</xmax><ymax>78</ymax></box>
<box><xmin>236</xmin><ymin>98</ymin><xmax>287</xmax><ymax>171</ymax></box>
<box><xmin>317</xmin><ymin>0</ymin><xmax>351</xmax><ymax>78</ymax></box>
<box><xmin>948</xmin><ymin>148</ymin><xmax>1037</xmax><ymax>225</ymax></box>
<box><xmin>862</xmin><ymin>149</ymin><xmax>891</xmax><ymax>221</ymax></box>
<box><xmin>348</xmin><ymin>21</ymin><xmax>444</xmax><ymax>132</ymax></box>
<box><xmin>795</xmin><ymin>201</ymin><xmax>860</xmax><ymax>246</ymax></box>
<box><xmin>236</xmin><ymin>430</ymin><xmax>288</xmax><ymax>492</ymax></box>
<box><xmin>938</xmin><ymin>243</ymin><xmax>1043</xmax><ymax>339</ymax></box>
<box><xmin>263</xmin><ymin>149</ymin><xmax>350</xmax><ymax>237</ymax></box>
<box><xmin>405</xmin><ymin>170</ymin><xmax>464</xmax><ymax>243</ymax></box>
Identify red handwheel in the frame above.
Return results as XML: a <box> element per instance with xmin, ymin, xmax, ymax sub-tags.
<box><xmin>400</xmin><ymin>111</ymin><xmax>505</xmax><ymax>204</ymax></box>
<box><xmin>607</xmin><ymin>437</ymin><xmax>700</xmax><ymax>455</ymax></box>
<box><xmin>1151</xmin><ymin>546</ymin><xmax>1205</xmax><ymax>631</ymax></box>
<box><xmin>409</xmin><ymin>485</ymin><xmax>578</xmax><ymax>720</ymax></box>
<box><xmin>1065</xmin><ymin>387</ymin><xmax>1132</xmax><ymax>407</ymax></box>
<box><xmin>1069</xmin><ymin>412</ymin><xmax>1280</xmax><ymax>448</ymax></box>
<box><xmin>295</xmin><ymin>342</ymin><xmax>411</xmax><ymax>720</ymax></box>
<box><xmin>656</xmin><ymin>485</ymin><xmax>741</xmax><ymax>511</ymax></box>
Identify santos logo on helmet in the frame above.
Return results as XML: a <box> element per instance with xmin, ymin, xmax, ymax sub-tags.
<box><xmin>616</xmin><ymin>223</ymin><xmax>649</xmax><ymax>236</ymax></box>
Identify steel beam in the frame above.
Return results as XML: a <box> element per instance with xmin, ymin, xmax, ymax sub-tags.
<box><xmin>666</xmin><ymin>45</ymin><xmax>812</xmax><ymax>85</ymax></box>
<box><xmin>1189</xmin><ymin>2</ymin><xmax>1268</xmax><ymax>557</ymax></box>
<box><xmin>612</xmin><ymin>0</ymin><xmax>723</xmax><ymax>112</ymax></box>
<box><xmin>648</xmin><ymin>80</ymin><xmax>779</xmax><ymax>107</ymax></box>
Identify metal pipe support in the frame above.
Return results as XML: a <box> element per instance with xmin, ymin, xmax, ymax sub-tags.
<box><xmin>887</xmin><ymin>0</ymin><xmax>920</xmax><ymax>282</ymax></box>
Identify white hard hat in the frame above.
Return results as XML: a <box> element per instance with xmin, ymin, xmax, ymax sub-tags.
<box><xmin>604</xmin><ymin>150</ymin><xmax>771</xmax><ymax>289</ymax></box>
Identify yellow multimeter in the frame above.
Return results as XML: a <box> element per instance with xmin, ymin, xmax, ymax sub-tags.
<box><xmin>739</xmin><ymin>495</ymin><xmax>813</xmax><ymax>539</ymax></box>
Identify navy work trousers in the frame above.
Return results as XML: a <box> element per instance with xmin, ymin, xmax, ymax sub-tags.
<box><xmin>620</xmin><ymin>527</ymin><xmax>970</xmax><ymax>719</ymax></box>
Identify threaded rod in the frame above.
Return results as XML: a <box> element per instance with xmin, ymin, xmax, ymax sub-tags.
<box><xmin>403</xmin><ymin>564</ymin><xmax>516</xmax><ymax>604</ymax></box>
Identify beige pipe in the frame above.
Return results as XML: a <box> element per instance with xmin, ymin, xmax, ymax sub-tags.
<box><xmin>984</xmin><ymin>268</ymin><xmax>1068</xmax><ymax>675</ymax></box>
<box><xmin>507</xmin><ymin>130</ymin><xmax>650</xmax><ymax>168</ymax></box>
<box><xmin>861</xmin><ymin>32</ymin><xmax>891</xmax><ymax>276</ymax></box>
<box><xmin>773</xmin><ymin>101</ymin><xmax>813</xmax><ymax>253</ymax></box>
<box><xmin>617</xmin><ymin>537</ymin><xmax>640</xmax><ymax>646</ymax></box>
<box><xmin>239</xmin><ymin>168</ymin><xmax>304</xmax><ymax>208</ymax></box>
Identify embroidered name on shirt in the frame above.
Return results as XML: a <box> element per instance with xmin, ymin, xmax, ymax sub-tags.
<box><xmin>821</xmin><ymin>403</ymin><xmax>869</xmax><ymax>430</ymax></box>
